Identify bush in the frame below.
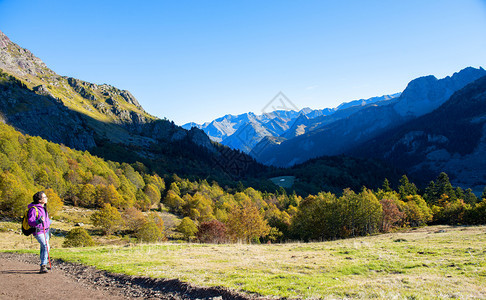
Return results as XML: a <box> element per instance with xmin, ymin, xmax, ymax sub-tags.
<box><xmin>63</xmin><ymin>227</ymin><xmax>95</xmax><ymax>247</ymax></box>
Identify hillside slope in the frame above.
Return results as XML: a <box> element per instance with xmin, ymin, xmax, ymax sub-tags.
<box><xmin>0</xmin><ymin>29</ymin><xmax>269</xmax><ymax>184</ymax></box>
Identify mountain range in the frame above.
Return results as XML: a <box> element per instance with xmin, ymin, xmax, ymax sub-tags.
<box><xmin>183</xmin><ymin>93</ymin><xmax>401</xmax><ymax>152</ymax></box>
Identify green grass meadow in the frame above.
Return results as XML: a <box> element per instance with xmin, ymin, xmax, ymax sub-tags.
<box><xmin>4</xmin><ymin>225</ymin><xmax>485</xmax><ymax>299</ymax></box>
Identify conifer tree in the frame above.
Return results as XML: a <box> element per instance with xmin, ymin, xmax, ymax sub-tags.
<box><xmin>382</xmin><ymin>178</ymin><xmax>393</xmax><ymax>193</ymax></box>
<box><xmin>398</xmin><ymin>175</ymin><xmax>418</xmax><ymax>200</ymax></box>
<box><xmin>464</xmin><ymin>188</ymin><xmax>478</xmax><ymax>205</ymax></box>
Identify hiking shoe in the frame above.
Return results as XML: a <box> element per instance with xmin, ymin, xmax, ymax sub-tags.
<box><xmin>40</xmin><ymin>265</ymin><xmax>48</xmax><ymax>273</ymax></box>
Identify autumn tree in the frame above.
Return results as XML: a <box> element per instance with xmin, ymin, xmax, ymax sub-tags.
<box><xmin>123</xmin><ymin>207</ymin><xmax>146</xmax><ymax>233</ymax></box>
<box><xmin>197</xmin><ymin>220</ymin><xmax>228</xmax><ymax>243</ymax></box>
<box><xmin>379</xmin><ymin>195</ymin><xmax>405</xmax><ymax>232</ymax></box>
<box><xmin>45</xmin><ymin>188</ymin><xmax>63</xmax><ymax>217</ymax></box>
<box><xmin>95</xmin><ymin>184</ymin><xmax>123</xmax><ymax>208</ymax></box>
<box><xmin>226</xmin><ymin>199</ymin><xmax>270</xmax><ymax>243</ymax></box>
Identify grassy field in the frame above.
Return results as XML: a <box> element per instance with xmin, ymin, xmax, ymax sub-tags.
<box><xmin>2</xmin><ymin>224</ymin><xmax>485</xmax><ymax>299</ymax></box>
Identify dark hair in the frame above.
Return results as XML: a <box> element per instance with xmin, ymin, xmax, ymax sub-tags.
<box><xmin>33</xmin><ymin>191</ymin><xmax>45</xmax><ymax>204</ymax></box>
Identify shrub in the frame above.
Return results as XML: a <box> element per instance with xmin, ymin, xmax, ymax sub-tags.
<box><xmin>63</xmin><ymin>227</ymin><xmax>95</xmax><ymax>247</ymax></box>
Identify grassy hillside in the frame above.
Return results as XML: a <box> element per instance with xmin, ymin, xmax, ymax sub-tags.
<box><xmin>3</xmin><ymin>225</ymin><xmax>485</xmax><ymax>299</ymax></box>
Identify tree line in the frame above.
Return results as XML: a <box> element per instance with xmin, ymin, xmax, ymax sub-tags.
<box><xmin>0</xmin><ymin>122</ymin><xmax>485</xmax><ymax>244</ymax></box>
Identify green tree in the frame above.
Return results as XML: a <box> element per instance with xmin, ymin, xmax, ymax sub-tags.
<box><xmin>464</xmin><ymin>188</ymin><xmax>478</xmax><ymax>205</ymax></box>
<box><xmin>135</xmin><ymin>189</ymin><xmax>151</xmax><ymax>211</ymax></box>
<box><xmin>164</xmin><ymin>189</ymin><xmax>185</xmax><ymax>214</ymax></box>
<box><xmin>382</xmin><ymin>178</ymin><xmax>393</xmax><ymax>193</ymax></box>
<box><xmin>425</xmin><ymin>172</ymin><xmax>456</xmax><ymax>205</ymax></box>
<box><xmin>290</xmin><ymin>193</ymin><xmax>340</xmax><ymax>241</ymax></box>
<box><xmin>0</xmin><ymin>171</ymin><xmax>30</xmax><ymax>218</ymax></box>
<box><xmin>339</xmin><ymin>188</ymin><xmax>382</xmax><ymax>237</ymax></box>
<box><xmin>402</xmin><ymin>195</ymin><xmax>432</xmax><ymax>227</ymax></box>
<box><xmin>77</xmin><ymin>184</ymin><xmax>97</xmax><ymax>207</ymax></box>
<box><xmin>433</xmin><ymin>198</ymin><xmax>469</xmax><ymax>225</ymax></box>
<box><xmin>143</xmin><ymin>183</ymin><xmax>161</xmax><ymax>207</ymax></box>
<box><xmin>264</xmin><ymin>203</ymin><xmax>291</xmax><ymax>242</ymax></box>
<box><xmin>91</xmin><ymin>203</ymin><xmax>123</xmax><ymax>235</ymax></box>
<box><xmin>177</xmin><ymin>217</ymin><xmax>198</xmax><ymax>241</ymax></box>
<box><xmin>135</xmin><ymin>219</ymin><xmax>163</xmax><ymax>243</ymax></box>
<box><xmin>398</xmin><ymin>175</ymin><xmax>418</xmax><ymax>200</ymax></box>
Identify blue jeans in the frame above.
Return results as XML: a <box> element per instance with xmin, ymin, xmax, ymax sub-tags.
<box><xmin>34</xmin><ymin>229</ymin><xmax>50</xmax><ymax>266</ymax></box>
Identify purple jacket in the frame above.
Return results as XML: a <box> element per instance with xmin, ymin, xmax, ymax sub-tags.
<box><xmin>27</xmin><ymin>203</ymin><xmax>51</xmax><ymax>235</ymax></box>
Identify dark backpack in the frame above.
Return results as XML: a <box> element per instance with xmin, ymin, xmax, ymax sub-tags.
<box><xmin>21</xmin><ymin>206</ymin><xmax>38</xmax><ymax>236</ymax></box>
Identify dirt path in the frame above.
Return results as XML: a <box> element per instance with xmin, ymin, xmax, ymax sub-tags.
<box><xmin>0</xmin><ymin>253</ymin><xmax>267</xmax><ymax>300</ymax></box>
<box><xmin>0</xmin><ymin>253</ymin><xmax>127</xmax><ymax>300</ymax></box>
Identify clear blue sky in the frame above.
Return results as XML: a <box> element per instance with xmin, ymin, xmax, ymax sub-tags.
<box><xmin>1</xmin><ymin>0</ymin><xmax>485</xmax><ymax>125</ymax></box>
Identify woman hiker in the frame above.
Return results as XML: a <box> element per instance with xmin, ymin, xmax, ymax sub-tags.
<box><xmin>27</xmin><ymin>191</ymin><xmax>51</xmax><ymax>273</ymax></box>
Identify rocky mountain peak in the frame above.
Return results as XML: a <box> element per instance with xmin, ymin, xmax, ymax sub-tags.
<box><xmin>0</xmin><ymin>30</ymin><xmax>12</xmax><ymax>49</ymax></box>
<box><xmin>0</xmin><ymin>30</ymin><xmax>53</xmax><ymax>77</ymax></box>
<box><xmin>394</xmin><ymin>67</ymin><xmax>486</xmax><ymax>117</ymax></box>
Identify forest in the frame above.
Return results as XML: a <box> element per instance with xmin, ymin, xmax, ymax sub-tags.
<box><xmin>0</xmin><ymin>122</ymin><xmax>485</xmax><ymax>244</ymax></box>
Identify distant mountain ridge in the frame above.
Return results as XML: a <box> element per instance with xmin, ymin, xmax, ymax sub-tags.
<box><xmin>183</xmin><ymin>93</ymin><xmax>401</xmax><ymax>152</ymax></box>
